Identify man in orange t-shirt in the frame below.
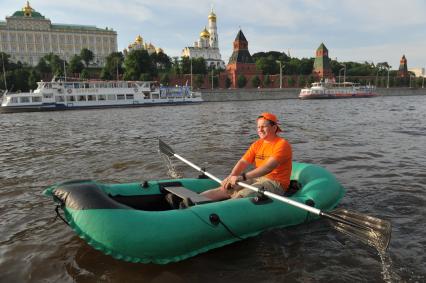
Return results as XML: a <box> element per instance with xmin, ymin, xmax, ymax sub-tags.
<box><xmin>201</xmin><ymin>112</ymin><xmax>292</xmax><ymax>200</ymax></box>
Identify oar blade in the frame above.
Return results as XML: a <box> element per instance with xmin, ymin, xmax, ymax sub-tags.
<box><xmin>328</xmin><ymin>208</ymin><xmax>392</xmax><ymax>252</ymax></box>
<box><xmin>159</xmin><ymin>139</ymin><xmax>175</xmax><ymax>157</ymax></box>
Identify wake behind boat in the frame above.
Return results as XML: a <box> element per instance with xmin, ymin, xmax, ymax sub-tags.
<box><xmin>1</xmin><ymin>78</ymin><xmax>202</xmax><ymax>112</ymax></box>
<box><xmin>299</xmin><ymin>80</ymin><xmax>377</xmax><ymax>99</ymax></box>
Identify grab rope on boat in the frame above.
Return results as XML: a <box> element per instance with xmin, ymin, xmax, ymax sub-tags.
<box><xmin>54</xmin><ymin>205</ymin><xmax>69</xmax><ymax>226</ymax></box>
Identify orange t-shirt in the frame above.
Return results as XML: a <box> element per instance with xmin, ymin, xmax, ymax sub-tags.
<box><xmin>242</xmin><ymin>137</ymin><xmax>292</xmax><ymax>190</ymax></box>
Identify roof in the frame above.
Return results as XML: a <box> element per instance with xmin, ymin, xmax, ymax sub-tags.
<box><xmin>12</xmin><ymin>10</ymin><xmax>45</xmax><ymax>19</ymax></box>
<box><xmin>317</xmin><ymin>43</ymin><xmax>328</xmax><ymax>51</ymax></box>
<box><xmin>234</xmin><ymin>30</ymin><xmax>247</xmax><ymax>42</ymax></box>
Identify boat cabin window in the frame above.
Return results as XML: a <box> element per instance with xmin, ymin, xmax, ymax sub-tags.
<box><xmin>98</xmin><ymin>95</ymin><xmax>106</xmax><ymax>101</ymax></box>
<box><xmin>126</xmin><ymin>94</ymin><xmax>134</xmax><ymax>100</ymax></box>
<box><xmin>107</xmin><ymin>94</ymin><xmax>116</xmax><ymax>100</ymax></box>
<box><xmin>78</xmin><ymin>95</ymin><xmax>86</xmax><ymax>101</ymax></box>
<box><xmin>20</xmin><ymin>97</ymin><xmax>30</xmax><ymax>103</ymax></box>
<box><xmin>117</xmin><ymin>94</ymin><xmax>125</xmax><ymax>100</ymax></box>
<box><xmin>55</xmin><ymin>96</ymin><xmax>65</xmax><ymax>102</ymax></box>
<box><xmin>43</xmin><ymin>94</ymin><xmax>53</xmax><ymax>99</ymax></box>
<box><xmin>66</xmin><ymin>96</ymin><xmax>75</xmax><ymax>102</ymax></box>
<box><xmin>32</xmin><ymin>96</ymin><xmax>42</xmax><ymax>103</ymax></box>
<box><xmin>87</xmin><ymin>95</ymin><xmax>96</xmax><ymax>101</ymax></box>
<box><xmin>73</xmin><ymin>83</ymin><xmax>80</xmax><ymax>89</ymax></box>
<box><xmin>11</xmin><ymin>97</ymin><xmax>18</xmax><ymax>103</ymax></box>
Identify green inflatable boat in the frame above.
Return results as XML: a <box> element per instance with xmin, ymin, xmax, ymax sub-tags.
<box><xmin>43</xmin><ymin>162</ymin><xmax>345</xmax><ymax>264</ymax></box>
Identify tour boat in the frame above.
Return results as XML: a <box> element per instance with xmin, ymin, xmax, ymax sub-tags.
<box><xmin>43</xmin><ymin>162</ymin><xmax>345</xmax><ymax>264</ymax></box>
<box><xmin>299</xmin><ymin>80</ymin><xmax>377</xmax><ymax>99</ymax></box>
<box><xmin>0</xmin><ymin>78</ymin><xmax>202</xmax><ymax>112</ymax></box>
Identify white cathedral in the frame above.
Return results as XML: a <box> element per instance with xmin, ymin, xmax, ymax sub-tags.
<box><xmin>181</xmin><ymin>9</ymin><xmax>225</xmax><ymax>69</ymax></box>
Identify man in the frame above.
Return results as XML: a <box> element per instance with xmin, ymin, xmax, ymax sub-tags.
<box><xmin>201</xmin><ymin>112</ymin><xmax>292</xmax><ymax>200</ymax></box>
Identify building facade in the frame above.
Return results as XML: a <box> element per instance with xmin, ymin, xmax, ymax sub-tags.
<box><xmin>226</xmin><ymin>29</ymin><xmax>260</xmax><ymax>88</ymax></box>
<box><xmin>312</xmin><ymin>43</ymin><xmax>332</xmax><ymax>79</ymax></box>
<box><xmin>0</xmin><ymin>2</ymin><xmax>117</xmax><ymax>66</ymax></box>
<box><xmin>182</xmin><ymin>9</ymin><xmax>225</xmax><ymax>69</ymax></box>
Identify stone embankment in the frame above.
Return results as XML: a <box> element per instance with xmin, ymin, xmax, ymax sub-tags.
<box><xmin>200</xmin><ymin>88</ymin><xmax>426</xmax><ymax>102</ymax></box>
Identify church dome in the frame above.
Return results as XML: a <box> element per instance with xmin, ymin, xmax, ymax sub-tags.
<box><xmin>135</xmin><ymin>35</ymin><xmax>143</xmax><ymax>43</ymax></box>
<box><xmin>208</xmin><ymin>11</ymin><xmax>216</xmax><ymax>21</ymax></box>
<box><xmin>200</xmin><ymin>27</ymin><xmax>210</xmax><ymax>38</ymax></box>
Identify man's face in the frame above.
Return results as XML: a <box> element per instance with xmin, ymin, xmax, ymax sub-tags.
<box><xmin>257</xmin><ymin>118</ymin><xmax>276</xmax><ymax>139</ymax></box>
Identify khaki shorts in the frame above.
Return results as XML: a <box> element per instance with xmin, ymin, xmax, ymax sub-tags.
<box><xmin>229</xmin><ymin>176</ymin><xmax>284</xmax><ymax>198</ymax></box>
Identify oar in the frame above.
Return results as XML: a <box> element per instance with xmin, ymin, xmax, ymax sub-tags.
<box><xmin>158</xmin><ymin>139</ymin><xmax>392</xmax><ymax>252</ymax></box>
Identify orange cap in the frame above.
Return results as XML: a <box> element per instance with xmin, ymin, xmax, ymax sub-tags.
<box><xmin>257</xmin><ymin>112</ymin><xmax>282</xmax><ymax>132</ymax></box>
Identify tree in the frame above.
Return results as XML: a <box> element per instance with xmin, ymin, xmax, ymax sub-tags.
<box><xmin>101</xmin><ymin>52</ymin><xmax>124</xmax><ymax>80</ymax></box>
<box><xmin>28</xmin><ymin>69</ymin><xmax>41</xmax><ymax>90</ymax></box>
<box><xmin>237</xmin><ymin>75</ymin><xmax>247</xmax><ymax>88</ymax></box>
<box><xmin>80</xmin><ymin>48</ymin><xmax>94</xmax><ymax>67</ymax></box>
<box><xmin>263</xmin><ymin>75</ymin><xmax>271</xmax><ymax>87</ymax></box>
<box><xmin>151</xmin><ymin>52</ymin><xmax>172</xmax><ymax>72</ymax></box>
<box><xmin>80</xmin><ymin>69</ymin><xmax>89</xmax><ymax>79</ymax></box>
<box><xmin>68</xmin><ymin>55</ymin><xmax>84</xmax><ymax>74</ymax></box>
<box><xmin>208</xmin><ymin>71</ymin><xmax>219</xmax><ymax>88</ymax></box>
<box><xmin>37</xmin><ymin>53</ymin><xmax>65</xmax><ymax>76</ymax></box>
<box><xmin>124</xmin><ymin>49</ymin><xmax>155</xmax><ymax>80</ymax></box>
<box><xmin>194</xmin><ymin>74</ymin><xmax>204</xmax><ymax>88</ymax></box>
<box><xmin>160</xmin><ymin>73</ymin><xmax>170</xmax><ymax>86</ymax></box>
<box><xmin>251</xmin><ymin>75</ymin><xmax>261</xmax><ymax>87</ymax></box>
<box><xmin>225</xmin><ymin>77</ymin><xmax>232</xmax><ymax>88</ymax></box>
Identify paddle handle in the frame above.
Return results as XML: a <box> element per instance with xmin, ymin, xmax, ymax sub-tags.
<box><xmin>174</xmin><ymin>153</ymin><xmax>321</xmax><ymax>215</ymax></box>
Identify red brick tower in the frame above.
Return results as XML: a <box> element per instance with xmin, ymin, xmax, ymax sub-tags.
<box><xmin>397</xmin><ymin>55</ymin><xmax>408</xmax><ymax>78</ymax></box>
<box><xmin>312</xmin><ymin>43</ymin><xmax>333</xmax><ymax>79</ymax></box>
<box><xmin>226</xmin><ymin>30</ymin><xmax>260</xmax><ymax>88</ymax></box>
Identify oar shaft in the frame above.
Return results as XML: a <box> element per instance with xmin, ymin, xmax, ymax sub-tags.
<box><xmin>173</xmin><ymin>153</ymin><xmax>222</xmax><ymax>183</ymax></box>
<box><xmin>174</xmin><ymin>151</ymin><xmax>321</xmax><ymax>215</ymax></box>
<box><xmin>236</xmin><ymin>182</ymin><xmax>321</xmax><ymax>215</ymax></box>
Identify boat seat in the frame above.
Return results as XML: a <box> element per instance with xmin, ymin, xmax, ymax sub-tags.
<box><xmin>163</xmin><ymin>186</ymin><xmax>213</xmax><ymax>208</ymax></box>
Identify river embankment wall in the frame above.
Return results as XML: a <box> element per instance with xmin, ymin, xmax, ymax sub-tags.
<box><xmin>200</xmin><ymin>88</ymin><xmax>426</xmax><ymax>102</ymax></box>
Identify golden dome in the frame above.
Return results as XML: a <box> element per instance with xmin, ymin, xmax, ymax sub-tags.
<box><xmin>200</xmin><ymin>27</ymin><xmax>210</xmax><ymax>38</ymax></box>
<box><xmin>135</xmin><ymin>35</ymin><xmax>143</xmax><ymax>43</ymax></box>
<box><xmin>208</xmin><ymin>11</ymin><xmax>216</xmax><ymax>21</ymax></box>
<box><xmin>22</xmin><ymin>1</ymin><xmax>33</xmax><ymax>17</ymax></box>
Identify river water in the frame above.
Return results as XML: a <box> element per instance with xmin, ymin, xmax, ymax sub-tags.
<box><xmin>0</xmin><ymin>96</ymin><xmax>425</xmax><ymax>282</ymax></box>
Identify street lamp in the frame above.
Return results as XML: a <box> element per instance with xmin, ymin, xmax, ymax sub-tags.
<box><xmin>190</xmin><ymin>57</ymin><xmax>193</xmax><ymax>91</ymax></box>
<box><xmin>276</xmin><ymin>60</ymin><xmax>284</xmax><ymax>88</ymax></box>
<box><xmin>375</xmin><ymin>69</ymin><xmax>379</xmax><ymax>87</ymax></box>
<box><xmin>387</xmin><ymin>66</ymin><xmax>391</xmax><ymax>88</ymax></box>
<box><xmin>61</xmin><ymin>51</ymin><xmax>67</xmax><ymax>81</ymax></box>
<box><xmin>211</xmin><ymin>69</ymin><xmax>214</xmax><ymax>90</ymax></box>
<box><xmin>1</xmin><ymin>52</ymin><xmax>7</xmax><ymax>91</ymax></box>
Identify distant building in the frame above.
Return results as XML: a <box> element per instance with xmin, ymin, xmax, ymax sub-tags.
<box><xmin>123</xmin><ymin>35</ymin><xmax>163</xmax><ymax>56</ymax></box>
<box><xmin>397</xmin><ymin>55</ymin><xmax>409</xmax><ymax>78</ymax></box>
<box><xmin>312</xmin><ymin>43</ymin><xmax>332</xmax><ymax>79</ymax></box>
<box><xmin>408</xmin><ymin>67</ymin><xmax>425</xmax><ymax>77</ymax></box>
<box><xmin>181</xmin><ymin>8</ymin><xmax>225</xmax><ymax>69</ymax></box>
<box><xmin>0</xmin><ymin>1</ymin><xmax>117</xmax><ymax>66</ymax></box>
<box><xmin>226</xmin><ymin>29</ymin><xmax>260</xmax><ymax>88</ymax></box>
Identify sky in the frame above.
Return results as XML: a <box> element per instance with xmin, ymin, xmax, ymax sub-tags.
<box><xmin>1</xmin><ymin>0</ymin><xmax>426</xmax><ymax>71</ymax></box>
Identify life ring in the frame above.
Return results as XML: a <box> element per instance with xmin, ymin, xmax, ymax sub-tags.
<box><xmin>67</xmin><ymin>89</ymin><xmax>72</xmax><ymax>94</ymax></box>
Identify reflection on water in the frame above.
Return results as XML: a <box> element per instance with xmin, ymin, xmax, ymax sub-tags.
<box><xmin>0</xmin><ymin>96</ymin><xmax>425</xmax><ymax>282</ymax></box>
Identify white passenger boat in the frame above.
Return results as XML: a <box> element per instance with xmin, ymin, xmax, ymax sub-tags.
<box><xmin>299</xmin><ymin>80</ymin><xmax>377</xmax><ymax>99</ymax></box>
<box><xmin>0</xmin><ymin>78</ymin><xmax>202</xmax><ymax>112</ymax></box>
